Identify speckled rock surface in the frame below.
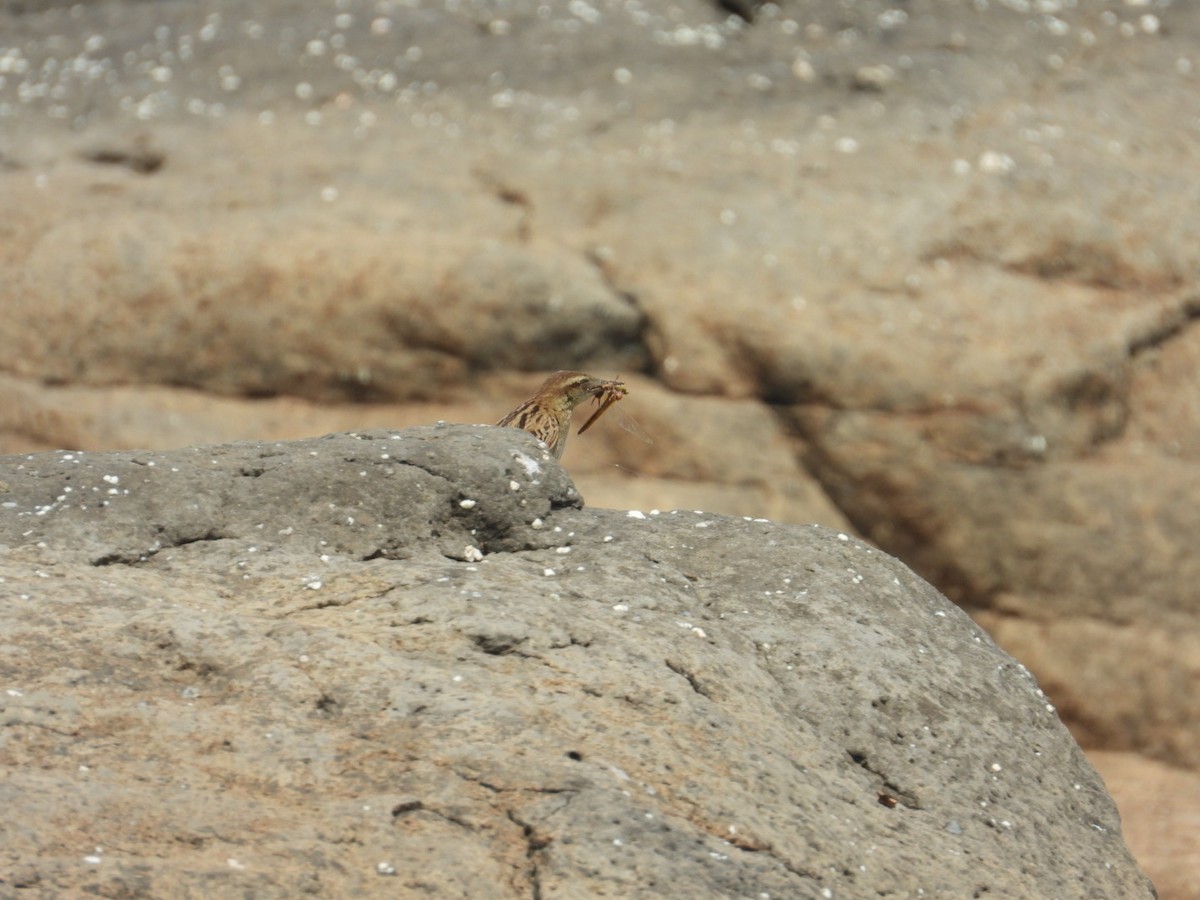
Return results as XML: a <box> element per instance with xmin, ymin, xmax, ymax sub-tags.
<box><xmin>0</xmin><ymin>427</ymin><xmax>1152</xmax><ymax>897</ymax></box>
<box><xmin>1</xmin><ymin>0</ymin><xmax>1199</xmax><ymax>889</ymax></box>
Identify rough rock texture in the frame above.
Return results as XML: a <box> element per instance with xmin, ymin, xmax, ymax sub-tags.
<box><xmin>1</xmin><ymin>0</ymin><xmax>1199</xmax><ymax>890</ymax></box>
<box><xmin>0</xmin><ymin>428</ymin><xmax>1152</xmax><ymax>898</ymax></box>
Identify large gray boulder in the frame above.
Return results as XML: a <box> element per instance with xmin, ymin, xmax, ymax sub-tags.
<box><xmin>0</xmin><ymin>427</ymin><xmax>1153</xmax><ymax>897</ymax></box>
<box><xmin>3</xmin><ymin>0</ymin><xmax>1199</xmax><ymax>779</ymax></box>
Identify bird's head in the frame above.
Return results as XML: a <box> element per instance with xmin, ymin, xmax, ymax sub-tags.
<box><xmin>537</xmin><ymin>371</ymin><xmax>614</xmax><ymax>410</ymax></box>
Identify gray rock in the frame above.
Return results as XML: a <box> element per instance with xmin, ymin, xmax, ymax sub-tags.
<box><xmin>0</xmin><ymin>427</ymin><xmax>1153</xmax><ymax>898</ymax></box>
<box><xmin>3</xmin><ymin>0</ymin><xmax>1200</xmax><ymax>779</ymax></box>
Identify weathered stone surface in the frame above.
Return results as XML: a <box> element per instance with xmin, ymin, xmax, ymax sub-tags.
<box><xmin>4</xmin><ymin>196</ymin><xmax>645</xmax><ymax>402</ymax></box>
<box><xmin>0</xmin><ymin>371</ymin><xmax>853</xmax><ymax>531</ymax></box>
<box><xmin>2</xmin><ymin>0</ymin><xmax>1200</xmax><ymax>888</ymax></box>
<box><xmin>0</xmin><ymin>428</ymin><xmax>1152</xmax><ymax>897</ymax></box>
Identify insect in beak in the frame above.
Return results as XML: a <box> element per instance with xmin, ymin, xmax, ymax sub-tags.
<box><xmin>577</xmin><ymin>380</ymin><xmax>628</xmax><ymax>435</ymax></box>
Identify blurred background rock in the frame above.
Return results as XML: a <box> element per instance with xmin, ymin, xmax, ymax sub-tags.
<box><xmin>1</xmin><ymin>0</ymin><xmax>1197</xmax><ymax>894</ymax></box>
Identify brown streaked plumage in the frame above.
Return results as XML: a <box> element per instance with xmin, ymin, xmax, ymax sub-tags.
<box><xmin>497</xmin><ymin>371</ymin><xmax>627</xmax><ymax>459</ymax></box>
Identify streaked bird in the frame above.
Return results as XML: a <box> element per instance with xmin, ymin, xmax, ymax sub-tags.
<box><xmin>497</xmin><ymin>371</ymin><xmax>627</xmax><ymax>459</ymax></box>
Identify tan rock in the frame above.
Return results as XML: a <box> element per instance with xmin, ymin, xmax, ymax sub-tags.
<box><xmin>1089</xmin><ymin>751</ymin><xmax>1200</xmax><ymax>900</ymax></box>
<box><xmin>1</xmin><ymin>0</ymin><xmax>1198</xmax><ymax>791</ymax></box>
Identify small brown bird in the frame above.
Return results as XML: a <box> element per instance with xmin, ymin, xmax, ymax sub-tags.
<box><xmin>496</xmin><ymin>370</ymin><xmax>627</xmax><ymax>459</ymax></box>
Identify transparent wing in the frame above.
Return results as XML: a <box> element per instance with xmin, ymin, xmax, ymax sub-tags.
<box><xmin>614</xmin><ymin>407</ymin><xmax>653</xmax><ymax>445</ymax></box>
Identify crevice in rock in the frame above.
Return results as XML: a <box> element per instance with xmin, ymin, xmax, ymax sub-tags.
<box><xmin>454</xmin><ymin>771</ymin><xmax>506</xmax><ymax>793</ymax></box>
<box><xmin>390</xmin><ymin>798</ymin><xmax>474</xmax><ymax>830</ymax></box>
<box><xmin>1127</xmin><ymin>293</ymin><xmax>1200</xmax><ymax>357</ymax></box>
<box><xmin>91</xmin><ymin>529</ymin><xmax>226</xmax><ymax>566</ymax></box>
<box><xmin>314</xmin><ymin>692</ymin><xmax>342</xmax><ymax>715</ymax></box>
<box><xmin>582</xmin><ymin>246</ymin><xmax>656</xmax><ymax>377</ymax></box>
<box><xmin>80</xmin><ymin>143</ymin><xmax>165</xmax><ymax>174</ymax></box>
<box><xmin>665</xmin><ymin>658</ymin><xmax>711</xmax><ymax>699</ymax></box>
<box><xmin>714</xmin><ymin>0</ymin><xmax>759</xmax><ymax>22</ymax></box>
<box><xmin>277</xmin><ymin>600</ymin><xmax>355</xmax><ymax>618</ymax></box>
<box><xmin>686</xmin><ymin>811</ymin><xmax>823</xmax><ymax>883</ymax></box>
<box><xmin>471</xmin><ymin>167</ymin><xmax>534</xmax><ymax>242</ymax></box>
<box><xmin>507</xmin><ymin>809</ymin><xmax>550</xmax><ymax>900</ymax></box>
<box><xmin>361</xmin><ymin>547</ymin><xmax>400</xmax><ymax>561</ymax></box>
<box><xmin>452</xmin><ymin>769</ymin><xmax>577</xmax><ymax>798</ymax></box>
<box><xmin>468</xmin><ymin>631</ymin><xmax>529</xmax><ymax>656</ymax></box>
<box><xmin>548</xmin><ymin>492</ymin><xmax>584</xmax><ymax>511</ymax></box>
<box><xmin>91</xmin><ymin>549</ymin><xmax>150</xmax><ymax>567</ymax></box>
<box><xmin>335</xmin><ymin>448</ymin><xmax>454</xmax><ymax>488</ymax></box>
<box><xmin>846</xmin><ymin>749</ymin><xmax>921</xmax><ymax>810</ymax></box>
<box><xmin>0</xmin><ymin>719</ymin><xmax>77</xmax><ymax>737</ymax></box>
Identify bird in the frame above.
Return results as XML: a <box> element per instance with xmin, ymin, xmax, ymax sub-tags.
<box><xmin>496</xmin><ymin>371</ymin><xmax>627</xmax><ymax>459</ymax></box>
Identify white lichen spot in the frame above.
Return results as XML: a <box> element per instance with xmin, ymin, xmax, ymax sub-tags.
<box><xmin>509</xmin><ymin>480</ymin><xmax>521</xmax><ymax>491</ymax></box>
<box><xmin>555</xmin><ymin>546</ymin><xmax>571</xmax><ymax>555</ymax></box>
<box><xmin>613</xmin><ymin>603</ymin><xmax>629</xmax><ymax>612</ymax></box>
<box><xmin>102</xmin><ymin>474</ymin><xmax>119</xmax><ymax>484</ymax></box>
<box><xmin>543</xmin><ymin>568</ymin><xmax>556</xmax><ymax>577</ymax></box>
<box><xmin>627</xmin><ymin>510</ymin><xmax>647</xmax><ymax>519</ymax></box>
<box><xmin>512</xmin><ymin>451</ymin><xmax>542</xmax><ymax>477</ymax></box>
<box><xmin>602</xmin><ymin>534</ymin><xmax>614</xmax><ymax>542</ymax></box>
<box><xmin>837</xmin><ymin>533</ymin><xmax>849</xmax><ymax>541</ymax></box>
<box><xmin>305</xmin><ymin>579</ymin><xmax>323</xmax><ymax>590</ymax></box>
<box><xmin>376</xmin><ymin>862</ymin><xmax>397</xmax><ymax>875</ymax></box>
<box><xmin>459</xmin><ymin>499</ymin><xmax>477</xmax><ymax>509</ymax></box>
<box><xmin>463</xmin><ymin>546</ymin><xmax>484</xmax><ymax>563</ymax></box>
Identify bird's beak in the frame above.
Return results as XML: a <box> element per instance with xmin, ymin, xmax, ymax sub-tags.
<box><xmin>577</xmin><ymin>379</ymin><xmax>628</xmax><ymax>435</ymax></box>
